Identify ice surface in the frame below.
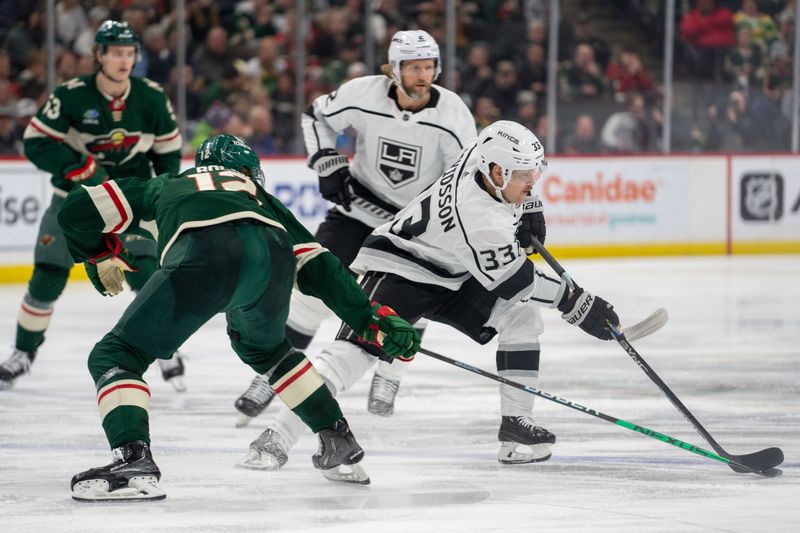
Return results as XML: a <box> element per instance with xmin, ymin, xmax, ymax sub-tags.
<box><xmin>1</xmin><ymin>256</ymin><xmax>798</xmax><ymax>532</ymax></box>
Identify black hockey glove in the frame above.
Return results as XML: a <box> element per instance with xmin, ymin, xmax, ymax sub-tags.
<box><xmin>309</xmin><ymin>148</ymin><xmax>353</xmax><ymax>212</ymax></box>
<box><xmin>557</xmin><ymin>288</ymin><xmax>619</xmax><ymax>341</ymax></box>
<box><xmin>516</xmin><ymin>194</ymin><xmax>546</xmax><ymax>254</ymax></box>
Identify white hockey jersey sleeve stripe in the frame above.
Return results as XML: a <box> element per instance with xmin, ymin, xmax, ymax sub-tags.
<box><xmin>486</xmin><ymin>260</ymin><xmax>535</xmax><ymax>301</ymax></box>
<box><xmin>84</xmin><ymin>181</ymin><xmax>134</xmax><ymax>234</ymax></box>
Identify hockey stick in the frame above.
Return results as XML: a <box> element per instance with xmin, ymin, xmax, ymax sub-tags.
<box><xmin>527</xmin><ymin>255</ymin><xmax>668</xmax><ymax>342</ymax></box>
<box><xmin>419</xmin><ymin>346</ymin><xmax>781</xmax><ymax>476</ymax></box>
<box><xmin>529</xmin><ymin>238</ymin><xmax>784</xmax><ymax>475</ymax></box>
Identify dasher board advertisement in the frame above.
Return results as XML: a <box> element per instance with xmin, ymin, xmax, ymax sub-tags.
<box><xmin>730</xmin><ymin>156</ymin><xmax>800</xmax><ymax>251</ymax></box>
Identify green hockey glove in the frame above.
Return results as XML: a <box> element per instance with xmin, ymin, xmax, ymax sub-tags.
<box><xmin>361</xmin><ymin>302</ymin><xmax>420</xmax><ymax>361</ymax></box>
<box><xmin>63</xmin><ymin>155</ymin><xmax>108</xmax><ymax>186</ymax></box>
<box><xmin>85</xmin><ymin>234</ymin><xmax>139</xmax><ymax>296</ymax></box>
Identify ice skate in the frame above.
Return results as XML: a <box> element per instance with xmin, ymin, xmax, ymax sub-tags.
<box><xmin>312</xmin><ymin>418</ymin><xmax>370</xmax><ymax>484</ymax></box>
<box><xmin>0</xmin><ymin>349</ymin><xmax>35</xmax><ymax>390</ymax></box>
<box><xmin>237</xmin><ymin>427</ymin><xmax>290</xmax><ymax>470</ymax></box>
<box><xmin>234</xmin><ymin>374</ymin><xmax>275</xmax><ymax>427</ymax></box>
<box><xmin>157</xmin><ymin>352</ymin><xmax>186</xmax><ymax>392</ymax></box>
<box><xmin>71</xmin><ymin>440</ymin><xmax>166</xmax><ymax>501</ymax></box>
<box><xmin>497</xmin><ymin>416</ymin><xmax>555</xmax><ymax>464</ymax></box>
<box><xmin>367</xmin><ymin>373</ymin><xmax>400</xmax><ymax>417</ymax></box>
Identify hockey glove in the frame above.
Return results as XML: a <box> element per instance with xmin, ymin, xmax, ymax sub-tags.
<box><xmin>63</xmin><ymin>155</ymin><xmax>108</xmax><ymax>186</ymax></box>
<box><xmin>558</xmin><ymin>288</ymin><xmax>619</xmax><ymax>341</ymax></box>
<box><xmin>309</xmin><ymin>148</ymin><xmax>353</xmax><ymax>212</ymax></box>
<box><xmin>516</xmin><ymin>194</ymin><xmax>546</xmax><ymax>254</ymax></box>
<box><xmin>85</xmin><ymin>234</ymin><xmax>139</xmax><ymax>297</ymax></box>
<box><xmin>362</xmin><ymin>302</ymin><xmax>420</xmax><ymax>361</ymax></box>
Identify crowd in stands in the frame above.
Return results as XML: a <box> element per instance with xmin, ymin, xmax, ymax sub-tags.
<box><xmin>0</xmin><ymin>0</ymin><xmax>796</xmax><ymax>157</ymax></box>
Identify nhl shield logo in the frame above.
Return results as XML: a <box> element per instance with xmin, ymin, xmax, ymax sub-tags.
<box><xmin>740</xmin><ymin>172</ymin><xmax>783</xmax><ymax>221</ymax></box>
<box><xmin>377</xmin><ymin>137</ymin><xmax>421</xmax><ymax>188</ymax></box>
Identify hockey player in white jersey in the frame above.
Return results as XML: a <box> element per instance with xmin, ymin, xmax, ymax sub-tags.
<box><xmin>239</xmin><ymin>120</ymin><xmax>621</xmax><ymax>469</ymax></box>
<box><xmin>234</xmin><ymin>30</ymin><xmax>476</xmax><ymax>426</ymax></box>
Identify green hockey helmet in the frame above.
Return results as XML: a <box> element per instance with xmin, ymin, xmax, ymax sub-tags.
<box><xmin>196</xmin><ymin>134</ymin><xmax>265</xmax><ymax>185</ymax></box>
<box><xmin>95</xmin><ymin>20</ymin><xmax>140</xmax><ymax>53</ymax></box>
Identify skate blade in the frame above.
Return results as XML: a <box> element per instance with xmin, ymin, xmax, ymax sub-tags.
<box><xmin>166</xmin><ymin>376</ymin><xmax>186</xmax><ymax>393</ymax></box>
<box><xmin>235</xmin><ymin>412</ymin><xmax>254</xmax><ymax>428</ymax></box>
<box><xmin>319</xmin><ymin>463</ymin><xmax>370</xmax><ymax>485</ymax></box>
<box><xmin>235</xmin><ymin>448</ymin><xmax>286</xmax><ymax>471</ymax></box>
<box><xmin>498</xmin><ymin>442</ymin><xmax>553</xmax><ymax>464</ymax></box>
<box><xmin>72</xmin><ymin>476</ymin><xmax>166</xmax><ymax>502</ymax></box>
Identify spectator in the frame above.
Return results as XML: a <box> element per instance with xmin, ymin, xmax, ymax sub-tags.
<box><xmin>560</xmin><ymin>43</ymin><xmax>606</xmax><ymax>100</ymax></box>
<box><xmin>74</xmin><ymin>5</ymin><xmax>110</xmax><ymax>57</ymax></box>
<box><xmin>247</xmin><ymin>104</ymin><xmax>279</xmax><ymax>155</ymax></box>
<box><xmin>55</xmin><ymin>0</ymin><xmax>88</xmax><ymax>49</ymax></box>
<box><xmin>76</xmin><ymin>54</ymin><xmax>94</xmax><ymax>76</ymax></box>
<box><xmin>0</xmin><ymin>103</ymin><xmax>20</xmax><ymax>155</ymax></box>
<box><xmin>606</xmin><ymin>49</ymin><xmax>656</xmax><ymax>101</ymax></box>
<box><xmin>770</xmin><ymin>9</ymin><xmax>796</xmax><ymax>59</ymax></box>
<box><xmin>474</xmin><ymin>96</ymin><xmax>499</xmax><ymax>132</ymax></box>
<box><xmin>142</xmin><ymin>25</ymin><xmax>174</xmax><ymax>85</ymax></box>
<box><xmin>518</xmin><ymin>43</ymin><xmax>547</xmax><ymax>104</ymax></box>
<box><xmin>562</xmin><ymin>114</ymin><xmax>602</xmax><ymax>154</ymax></box>
<box><xmin>600</xmin><ymin>92</ymin><xmax>651</xmax><ymax>152</ymax></box>
<box><xmin>188</xmin><ymin>0</ymin><xmax>221</xmax><ymax>45</ymax></box>
<box><xmin>123</xmin><ymin>6</ymin><xmax>149</xmax><ymax>44</ymax></box>
<box><xmin>5</xmin><ymin>11</ymin><xmax>43</xmax><ymax>74</ymax></box>
<box><xmin>733</xmin><ymin>0</ymin><xmax>779</xmax><ymax>52</ymax></box>
<box><xmin>486</xmin><ymin>60</ymin><xmax>520</xmax><ymax>119</ymax></box>
<box><xmin>570</xmin><ymin>12</ymin><xmax>611</xmax><ymax>70</ymax></box>
<box><xmin>0</xmin><ymin>52</ymin><xmax>20</xmax><ymax>98</ymax></box>
<box><xmin>17</xmin><ymin>50</ymin><xmax>46</xmax><ymax>100</ymax></box>
<box><xmin>166</xmin><ymin>65</ymin><xmax>203</xmax><ymax>120</ymax></box>
<box><xmin>311</xmin><ymin>7</ymin><xmax>356</xmax><ymax>64</ymax></box>
<box><xmin>245</xmin><ymin>37</ymin><xmax>286</xmax><ymax>93</ymax></box>
<box><xmin>15</xmin><ymin>98</ymin><xmax>37</xmax><ymax>133</ymax></box>
<box><xmin>763</xmin><ymin>44</ymin><xmax>794</xmax><ymax>121</ymax></box>
<box><xmin>55</xmin><ymin>50</ymin><xmax>78</xmax><ymax>84</ymax></box>
<box><xmin>534</xmin><ymin>114</ymin><xmax>550</xmax><ymax>152</ymax></box>
<box><xmin>679</xmin><ymin>0</ymin><xmax>735</xmax><ymax>79</ymax></box>
<box><xmin>515</xmin><ymin>90</ymin><xmax>538</xmax><ymax>132</ymax></box>
<box><xmin>723</xmin><ymin>26</ymin><xmax>765</xmax><ymax>89</ymax></box>
<box><xmin>192</xmin><ymin>26</ymin><xmax>234</xmax><ymax>84</ymax></box>
<box><xmin>199</xmin><ymin>64</ymin><xmax>245</xmax><ymax>116</ymax></box>
<box><xmin>459</xmin><ymin>42</ymin><xmax>494</xmax><ymax>104</ymax></box>
<box><xmin>270</xmin><ymin>71</ymin><xmax>296</xmax><ymax>151</ymax></box>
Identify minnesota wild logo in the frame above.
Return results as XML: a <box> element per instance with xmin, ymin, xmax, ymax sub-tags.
<box><xmin>87</xmin><ymin>128</ymin><xmax>141</xmax><ymax>160</ymax></box>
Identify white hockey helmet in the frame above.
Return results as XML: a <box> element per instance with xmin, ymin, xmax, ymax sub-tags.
<box><xmin>476</xmin><ymin>120</ymin><xmax>547</xmax><ymax>191</ymax></box>
<box><xmin>388</xmin><ymin>30</ymin><xmax>441</xmax><ymax>83</ymax></box>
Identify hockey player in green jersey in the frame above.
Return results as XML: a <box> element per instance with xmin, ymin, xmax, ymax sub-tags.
<box><xmin>57</xmin><ymin>134</ymin><xmax>421</xmax><ymax>500</ymax></box>
<box><xmin>0</xmin><ymin>20</ymin><xmax>185</xmax><ymax>391</ymax></box>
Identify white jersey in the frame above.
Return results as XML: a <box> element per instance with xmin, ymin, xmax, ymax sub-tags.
<box><xmin>302</xmin><ymin>75</ymin><xmax>477</xmax><ymax>228</ymax></box>
<box><xmin>351</xmin><ymin>142</ymin><xmax>566</xmax><ymax>307</ymax></box>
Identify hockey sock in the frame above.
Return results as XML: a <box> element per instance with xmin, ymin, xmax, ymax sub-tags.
<box><xmin>16</xmin><ymin>264</ymin><xmax>69</xmax><ymax>352</ymax></box>
<box><xmin>496</xmin><ymin>344</ymin><xmax>541</xmax><ymax>417</ymax></box>
<box><xmin>89</xmin><ymin>333</ymin><xmax>155</xmax><ymax>448</ymax></box>
<box><xmin>269</xmin><ymin>350</ymin><xmax>342</xmax><ymax>433</ymax></box>
<box><xmin>123</xmin><ymin>255</ymin><xmax>157</xmax><ymax>292</ymax></box>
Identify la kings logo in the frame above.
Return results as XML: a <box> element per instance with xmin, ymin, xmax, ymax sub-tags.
<box><xmin>377</xmin><ymin>137</ymin><xmax>421</xmax><ymax>188</ymax></box>
<box><xmin>741</xmin><ymin>172</ymin><xmax>783</xmax><ymax>221</ymax></box>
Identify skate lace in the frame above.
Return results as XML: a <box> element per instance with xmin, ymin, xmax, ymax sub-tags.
<box><xmin>1</xmin><ymin>350</ymin><xmax>33</xmax><ymax>375</ymax></box>
<box><xmin>513</xmin><ymin>416</ymin><xmax>537</xmax><ymax>430</ymax></box>
<box><xmin>243</xmin><ymin>375</ymin><xmax>274</xmax><ymax>403</ymax></box>
<box><xmin>370</xmin><ymin>375</ymin><xmax>400</xmax><ymax>403</ymax></box>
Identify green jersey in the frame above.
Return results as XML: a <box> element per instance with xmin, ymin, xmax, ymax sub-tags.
<box><xmin>23</xmin><ymin>75</ymin><xmax>181</xmax><ymax>193</ymax></box>
<box><xmin>57</xmin><ymin>165</ymin><xmax>373</xmax><ymax>334</ymax></box>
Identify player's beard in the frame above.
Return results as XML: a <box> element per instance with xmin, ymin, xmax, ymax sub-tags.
<box><xmin>401</xmin><ymin>80</ymin><xmax>431</xmax><ymax>100</ymax></box>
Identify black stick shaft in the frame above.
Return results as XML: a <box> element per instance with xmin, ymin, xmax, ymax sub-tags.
<box><xmin>418</xmin><ymin>347</ymin><xmax>758</xmax><ymax>473</ymax></box>
<box><xmin>528</xmin><ymin>238</ymin><xmax>729</xmax><ymax>455</ymax></box>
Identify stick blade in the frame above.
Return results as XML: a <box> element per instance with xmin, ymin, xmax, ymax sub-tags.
<box><xmin>727</xmin><ymin>447</ymin><xmax>784</xmax><ymax>475</ymax></box>
<box><xmin>624</xmin><ymin>308</ymin><xmax>669</xmax><ymax>341</ymax></box>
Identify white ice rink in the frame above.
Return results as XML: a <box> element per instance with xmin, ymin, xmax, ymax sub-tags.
<box><xmin>1</xmin><ymin>255</ymin><xmax>798</xmax><ymax>532</ymax></box>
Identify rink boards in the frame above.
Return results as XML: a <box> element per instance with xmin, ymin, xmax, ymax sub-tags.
<box><xmin>0</xmin><ymin>154</ymin><xmax>798</xmax><ymax>282</ymax></box>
